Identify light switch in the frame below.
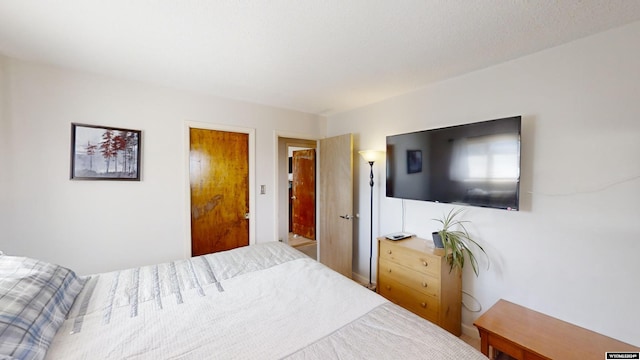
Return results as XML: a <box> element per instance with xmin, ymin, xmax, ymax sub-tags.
<box><xmin>260</xmin><ymin>185</ymin><xmax>266</xmax><ymax>194</ymax></box>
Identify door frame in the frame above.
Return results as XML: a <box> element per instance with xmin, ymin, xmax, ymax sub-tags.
<box><xmin>273</xmin><ymin>131</ymin><xmax>319</xmax><ymax>246</ymax></box>
<box><xmin>185</xmin><ymin>121</ymin><xmax>256</xmax><ymax>258</ymax></box>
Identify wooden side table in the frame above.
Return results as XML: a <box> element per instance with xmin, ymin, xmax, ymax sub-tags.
<box><xmin>473</xmin><ymin>299</ymin><xmax>640</xmax><ymax>360</ymax></box>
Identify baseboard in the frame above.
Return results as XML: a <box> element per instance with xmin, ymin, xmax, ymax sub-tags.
<box><xmin>462</xmin><ymin>323</ymin><xmax>480</xmax><ymax>338</ymax></box>
<box><xmin>351</xmin><ymin>271</ymin><xmax>371</xmax><ymax>286</ymax></box>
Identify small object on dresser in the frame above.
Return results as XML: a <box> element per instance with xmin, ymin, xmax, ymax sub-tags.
<box><xmin>385</xmin><ymin>232</ymin><xmax>414</xmax><ymax>240</ymax></box>
<box><xmin>431</xmin><ymin>231</ymin><xmax>444</xmax><ymax>248</ymax></box>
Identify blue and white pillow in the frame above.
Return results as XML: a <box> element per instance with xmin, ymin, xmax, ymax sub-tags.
<box><xmin>0</xmin><ymin>255</ymin><xmax>86</xmax><ymax>360</ymax></box>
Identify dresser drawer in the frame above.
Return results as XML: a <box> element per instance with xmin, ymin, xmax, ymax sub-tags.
<box><xmin>378</xmin><ymin>258</ymin><xmax>440</xmax><ymax>298</ymax></box>
<box><xmin>379</xmin><ymin>240</ymin><xmax>440</xmax><ymax>277</ymax></box>
<box><xmin>378</xmin><ymin>274</ymin><xmax>439</xmax><ymax>322</ymax></box>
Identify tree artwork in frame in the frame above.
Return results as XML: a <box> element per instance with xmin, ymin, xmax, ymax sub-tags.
<box><xmin>70</xmin><ymin>123</ymin><xmax>142</xmax><ymax>181</ymax></box>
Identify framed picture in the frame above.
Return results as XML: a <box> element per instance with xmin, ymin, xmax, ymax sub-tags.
<box><xmin>407</xmin><ymin>149</ymin><xmax>422</xmax><ymax>174</ymax></box>
<box><xmin>70</xmin><ymin>123</ymin><xmax>141</xmax><ymax>181</ymax></box>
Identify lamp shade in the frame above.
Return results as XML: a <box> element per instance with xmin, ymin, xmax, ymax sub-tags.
<box><xmin>358</xmin><ymin>150</ymin><xmax>384</xmax><ymax>162</ymax></box>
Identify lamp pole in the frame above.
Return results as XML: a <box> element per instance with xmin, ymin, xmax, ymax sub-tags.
<box><xmin>359</xmin><ymin>150</ymin><xmax>383</xmax><ymax>292</ymax></box>
<box><xmin>367</xmin><ymin>160</ymin><xmax>375</xmax><ymax>290</ymax></box>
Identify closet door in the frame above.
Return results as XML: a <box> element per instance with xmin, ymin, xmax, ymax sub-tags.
<box><xmin>189</xmin><ymin>128</ymin><xmax>249</xmax><ymax>256</ymax></box>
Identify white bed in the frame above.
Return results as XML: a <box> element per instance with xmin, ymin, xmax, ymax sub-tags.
<box><xmin>1</xmin><ymin>242</ymin><xmax>486</xmax><ymax>360</ymax></box>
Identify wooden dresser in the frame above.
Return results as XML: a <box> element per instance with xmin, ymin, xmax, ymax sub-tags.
<box><xmin>377</xmin><ymin>236</ymin><xmax>462</xmax><ymax>336</ymax></box>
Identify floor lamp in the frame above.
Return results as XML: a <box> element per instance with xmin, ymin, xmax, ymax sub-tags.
<box><xmin>358</xmin><ymin>150</ymin><xmax>384</xmax><ymax>291</ymax></box>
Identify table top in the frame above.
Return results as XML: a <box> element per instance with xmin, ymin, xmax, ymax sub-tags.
<box><xmin>474</xmin><ymin>299</ymin><xmax>639</xmax><ymax>359</ymax></box>
<box><xmin>377</xmin><ymin>236</ymin><xmax>446</xmax><ymax>257</ymax></box>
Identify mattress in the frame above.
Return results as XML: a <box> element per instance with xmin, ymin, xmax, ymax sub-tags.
<box><xmin>36</xmin><ymin>242</ymin><xmax>486</xmax><ymax>359</ymax></box>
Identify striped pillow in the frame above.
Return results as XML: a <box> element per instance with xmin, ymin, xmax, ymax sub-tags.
<box><xmin>0</xmin><ymin>255</ymin><xmax>86</xmax><ymax>360</ymax></box>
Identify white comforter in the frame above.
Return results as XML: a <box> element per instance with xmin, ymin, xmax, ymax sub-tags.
<box><xmin>47</xmin><ymin>242</ymin><xmax>486</xmax><ymax>359</ymax></box>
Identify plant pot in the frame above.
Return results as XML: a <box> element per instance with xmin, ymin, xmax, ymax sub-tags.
<box><xmin>432</xmin><ymin>231</ymin><xmax>444</xmax><ymax>249</ymax></box>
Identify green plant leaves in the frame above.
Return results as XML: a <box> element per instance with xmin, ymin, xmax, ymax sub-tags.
<box><xmin>432</xmin><ymin>208</ymin><xmax>489</xmax><ymax>276</ymax></box>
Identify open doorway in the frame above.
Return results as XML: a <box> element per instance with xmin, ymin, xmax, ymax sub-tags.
<box><xmin>276</xmin><ymin>133</ymin><xmax>354</xmax><ymax>274</ymax></box>
<box><xmin>278</xmin><ymin>137</ymin><xmax>317</xmax><ymax>259</ymax></box>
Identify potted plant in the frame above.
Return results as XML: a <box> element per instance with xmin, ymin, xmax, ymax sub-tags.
<box><xmin>432</xmin><ymin>208</ymin><xmax>488</xmax><ymax>276</ymax></box>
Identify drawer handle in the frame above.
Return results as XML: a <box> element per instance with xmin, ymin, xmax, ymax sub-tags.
<box><xmin>420</xmin><ymin>302</ymin><xmax>427</xmax><ymax>308</ymax></box>
<box><xmin>388</xmin><ymin>268</ymin><xmax>392</xmax><ymax>273</ymax></box>
<box><xmin>386</xmin><ymin>285</ymin><xmax>391</xmax><ymax>291</ymax></box>
<box><xmin>422</xmin><ymin>261</ymin><xmax>428</xmax><ymax>267</ymax></box>
<box><xmin>421</xmin><ymin>282</ymin><xmax>428</xmax><ymax>288</ymax></box>
<box><xmin>387</xmin><ymin>250</ymin><xmax>392</xmax><ymax>254</ymax></box>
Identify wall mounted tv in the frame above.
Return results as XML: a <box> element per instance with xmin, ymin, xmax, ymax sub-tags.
<box><xmin>386</xmin><ymin>116</ymin><xmax>521</xmax><ymax>211</ymax></box>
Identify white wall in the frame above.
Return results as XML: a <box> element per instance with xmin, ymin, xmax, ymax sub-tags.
<box><xmin>327</xmin><ymin>21</ymin><xmax>640</xmax><ymax>346</ymax></box>
<box><xmin>0</xmin><ymin>58</ymin><xmax>324</xmax><ymax>275</ymax></box>
<box><xmin>0</xmin><ymin>55</ymin><xmax>8</xmax><ymax>238</ymax></box>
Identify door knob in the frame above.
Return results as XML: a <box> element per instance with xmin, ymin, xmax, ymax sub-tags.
<box><xmin>291</xmin><ymin>195</ymin><xmax>297</xmax><ymax>200</ymax></box>
<box><xmin>339</xmin><ymin>214</ymin><xmax>354</xmax><ymax>220</ymax></box>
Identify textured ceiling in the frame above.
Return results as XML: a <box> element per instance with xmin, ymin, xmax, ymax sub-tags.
<box><xmin>1</xmin><ymin>1</ymin><xmax>640</xmax><ymax>115</ymax></box>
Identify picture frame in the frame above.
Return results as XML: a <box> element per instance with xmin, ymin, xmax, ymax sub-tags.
<box><xmin>70</xmin><ymin>123</ymin><xmax>142</xmax><ymax>181</ymax></box>
<box><xmin>407</xmin><ymin>149</ymin><xmax>422</xmax><ymax>174</ymax></box>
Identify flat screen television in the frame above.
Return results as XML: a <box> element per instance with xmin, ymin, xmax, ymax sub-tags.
<box><xmin>386</xmin><ymin>116</ymin><xmax>521</xmax><ymax>211</ymax></box>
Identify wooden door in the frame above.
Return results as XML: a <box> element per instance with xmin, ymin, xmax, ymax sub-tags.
<box><xmin>319</xmin><ymin>134</ymin><xmax>353</xmax><ymax>278</ymax></box>
<box><xmin>292</xmin><ymin>149</ymin><xmax>316</xmax><ymax>239</ymax></box>
<box><xmin>189</xmin><ymin>128</ymin><xmax>249</xmax><ymax>256</ymax></box>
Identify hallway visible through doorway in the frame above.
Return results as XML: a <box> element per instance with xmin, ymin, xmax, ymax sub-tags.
<box><xmin>289</xmin><ymin>233</ymin><xmax>317</xmax><ymax>260</ymax></box>
<box><xmin>278</xmin><ymin>136</ymin><xmax>318</xmax><ymax>261</ymax></box>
